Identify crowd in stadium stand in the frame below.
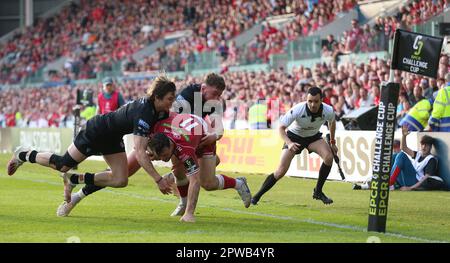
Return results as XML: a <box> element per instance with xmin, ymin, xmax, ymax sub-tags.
<box><xmin>1</xmin><ymin>0</ymin><xmax>447</xmax><ymax>84</ymax></box>
<box><xmin>0</xmin><ymin>0</ymin><xmax>449</xmax><ymax>129</ymax></box>
<box><xmin>129</xmin><ymin>0</ymin><xmax>357</xmax><ymax>71</ymax></box>
<box><xmin>131</xmin><ymin>0</ymin><xmax>448</xmax><ymax>71</ymax></box>
<box><xmin>239</xmin><ymin>0</ymin><xmax>356</xmax><ymax>64</ymax></box>
<box><xmin>322</xmin><ymin>0</ymin><xmax>449</xmax><ymax>56</ymax></box>
<box><xmin>1</xmin><ymin>52</ymin><xmax>448</xmax><ymax>129</ymax></box>
<box><xmin>0</xmin><ymin>0</ymin><xmax>303</xmax><ymax>83</ymax></box>
<box><xmin>127</xmin><ymin>0</ymin><xmax>330</xmax><ymax>72</ymax></box>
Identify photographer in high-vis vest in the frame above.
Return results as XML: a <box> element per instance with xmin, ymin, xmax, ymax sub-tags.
<box><xmin>97</xmin><ymin>77</ymin><xmax>125</xmax><ymax>115</ymax></box>
<box><xmin>248</xmin><ymin>99</ymin><xmax>269</xmax><ymax>129</ymax></box>
<box><xmin>389</xmin><ymin>125</ymin><xmax>444</xmax><ymax>191</ymax></box>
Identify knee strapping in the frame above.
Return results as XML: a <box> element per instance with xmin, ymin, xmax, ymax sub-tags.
<box><xmin>49</xmin><ymin>152</ymin><xmax>78</xmax><ymax>171</ymax></box>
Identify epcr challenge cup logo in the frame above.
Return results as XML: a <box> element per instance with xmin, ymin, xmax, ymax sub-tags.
<box><xmin>413</xmin><ymin>35</ymin><xmax>424</xmax><ymax>56</ymax></box>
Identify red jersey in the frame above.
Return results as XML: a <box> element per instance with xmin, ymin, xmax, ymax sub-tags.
<box><xmin>152</xmin><ymin>113</ymin><xmax>210</xmax><ymax>176</ymax></box>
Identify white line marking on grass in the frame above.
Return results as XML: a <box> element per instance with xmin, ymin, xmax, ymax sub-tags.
<box><xmin>10</xmin><ymin>176</ymin><xmax>448</xmax><ymax>243</ymax></box>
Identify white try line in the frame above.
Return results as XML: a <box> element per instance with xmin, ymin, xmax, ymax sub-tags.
<box><xmin>7</xmin><ymin>176</ymin><xmax>448</xmax><ymax>243</ymax></box>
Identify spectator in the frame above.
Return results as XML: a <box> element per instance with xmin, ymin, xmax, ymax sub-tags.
<box><xmin>421</xmin><ymin>78</ymin><xmax>434</xmax><ymax>101</ymax></box>
<box><xmin>399</xmin><ymin>85</ymin><xmax>432</xmax><ymax>131</ymax></box>
<box><xmin>248</xmin><ymin>99</ymin><xmax>269</xmax><ymax>129</ymax></box>
<box><xmin>389</xmin><ymin>125</ymin><xmax>444</xmax><ymax>191</ymax></box>
<box><xmin>404</xmin><ymin>78</ymin><xmax>417</xmax><ymax>107</ymax></box>
<box><xmin>97</xmin><ymin>77</ymin><xmax>125</xmax><ymax>115</ymax></box>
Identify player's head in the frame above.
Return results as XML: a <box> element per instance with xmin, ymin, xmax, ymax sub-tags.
<box><xmin>201</xmin><ymin>73</ymin><xmax>226</xmax><ymax>101</ymax></box>
<box><xmin>102</xmin><ymin>77</ymin><xmax>114</xmax><ymax>94</ymax></box>
<box><xmin>306</xmin><ymin>87</ymin><xmax>323</xmax><ymax>113</ymax></box>
<box><xmin>148</xmin><ymin>133</ymin><xmax>175</xmax><ymax>162</ymax></box>
<box><xmin>420</xmin><ymin>135</ymin><xmax>434</xmax><ymax>155</ymax></box>
<box><xmin>148</xmin><ymin>76</ymin><xmax>176</xmax><ymax>112</ymax></box>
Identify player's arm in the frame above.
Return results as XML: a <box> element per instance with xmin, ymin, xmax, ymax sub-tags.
<box><xmin>200</xmin><ymin>115</ymin><xmax>223</xmax><ymax>147</ymax></box>
<box><xmin>279</xmin><ymin>105</ymin><xmax>301</xmax><ymax>152</ymax></box>
<box><xmin>279</xmin><ymin>124</ymin><xmax>300</xmax><ymax>152</ymax></box>
<box><xmin>133</xmin><ymin>113</ymin><xmax>171</xmax><ymax>194</ymax></box>
<box><xmin>133</xmin><ymin>135</ymin><xmax>171</xmax><ymax>194</ymax></box>
<box><xmin>400</xmin><ymin>125</ymin><xmax>415</xmax><ymax>158</ymax></box>
<box><xmin>213</xmin><ymin>119</ymin><xmax>224</xmax><ymax>140</ymax></box>
<box><xmin>180</xmin><ymin>154</ymin><xmax>201</xmax><ymax>222</ymax></box>
<box><xmin>328</xmin><ymin>119</ymin><xmax>336</xmax><ymax>142</ymax></box>
<box><xmin>183</xmin><ymin>168</ymin><xmax>201</xmax><ymax>221</ymax></box>
<box><xmin>328</xmin><ymin>116</ymin><xmax>338</xmax><ymax>153</ymax></box>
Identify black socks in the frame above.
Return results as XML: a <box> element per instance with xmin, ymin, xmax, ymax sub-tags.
<box><xmin>18</xmin><ymin>150</ymin><xmax>38</xmax><ymax>163</ymax></box>
<box><xmin>69</xmin><ymin>173</ymin><xmax>96</xmax><ymax>185</ymax></box>
<box><xmin>252</xmin><ymin>173</ymin><xmax>278</xmax><ymax>204</ymax></box>
<box><xmin>82</xmin><ymin>185</ymin><xmax>104</xmax><ymax>196</ymax></box>
<box><xmin>316</xmin><ymin>163</ymin><xmax>332</xmax><ymax>193</ymax></box>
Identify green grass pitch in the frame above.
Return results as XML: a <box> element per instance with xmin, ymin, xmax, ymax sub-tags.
<box><xmin>0</xmin><ymin>154</ymin><xmax>449</xmax><ymax>243</ymax></box>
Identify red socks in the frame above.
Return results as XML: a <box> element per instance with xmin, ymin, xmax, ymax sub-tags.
<box><xmin>389</xmin><ymin>166</ymin><xmax>400</xmax><ymax>186</ymax></box>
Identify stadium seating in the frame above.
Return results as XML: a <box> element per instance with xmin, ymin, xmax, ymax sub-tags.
<box><xmin>0</xmin><ymin>0</ymin><xmax>449</xmax><ymax>129</ymax></box>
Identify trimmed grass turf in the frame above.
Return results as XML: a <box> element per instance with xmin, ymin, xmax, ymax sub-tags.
<box><xmin>0</xmin><ymin>154</ymin><xmax>449</xmax><ymax>242</ymax></box>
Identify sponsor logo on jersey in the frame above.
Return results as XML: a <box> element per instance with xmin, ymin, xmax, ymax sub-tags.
<box><xmin>184</xmin><ymin>157</ymin><xmax>198</xmax><ymax>174</ymax></box>
<box><xmin>138</xmin><ymin>119</ymin><xmax>150</xmax><ymax>130</ymax></box>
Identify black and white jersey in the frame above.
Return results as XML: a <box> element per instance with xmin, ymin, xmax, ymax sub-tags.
<box><xmin>175</xmin><ymin>83</ymin><xmax>223</xmax><ymax>118</ymax></box>
<box><xmin>86</xmin><ymin>96</ymin><xmax>168</xmax><ymax>138</ymax></box>
<box><xmin>280</xmin><ymin>102</ymin><xmax>335</xmax><ymax>137</ymax></box>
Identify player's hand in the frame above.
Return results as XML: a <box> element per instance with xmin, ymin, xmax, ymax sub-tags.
<box><xmin>287</xmin><ymin>142</ymin><xmax>301</xmax><ymax>152</ymax></box>
<box><xmin>198</xmin><ymin>133</ymin><xmax>217</xmax><ymax>149</ymax></box>
<box><xmin>157</xmin><ymin>177</ymin><xmax>172</xmax><ymax>195</ymax></box>
<box><xmin>402</xmin><ymin>125</ymin><xmax>410</xmax><ymax>136</ymax></box>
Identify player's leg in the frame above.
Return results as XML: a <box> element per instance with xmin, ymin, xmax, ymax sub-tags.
<box><xmin>215</xmin><ymin>155</ymin><xmax>220</xmax><ymax>166</ymax></box>
<box><xmin>7</xmin><ymin>143</ymin><xmax>86</xmax><ymax>175</ymax></box>
<box><xmin>58</xmin><ymin>149</ymin><xmax>144</xmax><ymax>217</ymax></box>
<box><xmin>57</xmin><ymin>152</ymin><xmax>127</xmax><ymax>216</ymax></box>
<box><xmin>170</xmin><ymin>156</ymin><xmax>190</xmax><ymax>217</ymax></box>
<box><xmin>180</xmin><ymin>168</ymin><xmax>201</xmax><ymax>223</ymax></box>
<box><xmin>307</xmin><ymin>139</ymin><xmax>334</xmax><ymax>204</ymax></box>
<box><xmin>197</xmin><ymin>155</ymin><xmax>252</xmax><ymax>208</ymax></box>
<box><xmin>57</xmin><ymin>149</ymin><xmax>150</xmax><ymax>217</ymax></box>
<box><xmin>62</xmin><ymin>152</ymin><xmax>128</xmax><ymax>189</ymax></box>
<box><xmin>170</xmin><ymin>154</ymin><xmax>220</xmax><ymax>217</ymax></box>
<box><xmin>251</xmin><ymin>148</ymin><xmax>296</xmax><ymax>205</ymax></box>
<box><xmin>389</xmin><ymin>151</ymin><xmax>417</xmax><ymax>189</ymax></box>
<box><xmin>126</xmin><ymin>149</ymin><xmax>142</xmax><ymax>177</ymax></box>
<box><xmin>63</xmin><ymin>134</ymin><xmax>129</xmax><ymax>190</ymax></box>
<box><xmin>95</xmin><ymin>152</ymin><xmax>129</xmax><ymax>187</ymax></box>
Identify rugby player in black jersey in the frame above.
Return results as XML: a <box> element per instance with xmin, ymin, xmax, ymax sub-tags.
<box><xmin>7</xmin><ymin>76</ymin><xmax>176</xmax><ymax>201</ymax></box>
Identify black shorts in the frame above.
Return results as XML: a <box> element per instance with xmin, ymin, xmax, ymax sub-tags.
<box><xmin>282</xmin><ymin>131</ymin><xmax>323</xmax><ymax>155</ymax></box>
<box><xmin>73</xmin><ymin>128</ymin><xmax>125</xmax><ymax>157</ymax></box>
